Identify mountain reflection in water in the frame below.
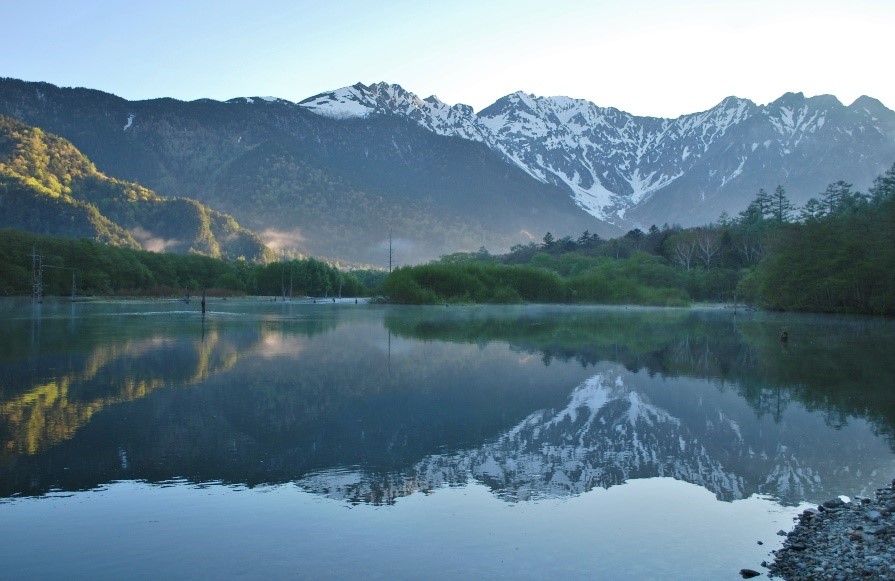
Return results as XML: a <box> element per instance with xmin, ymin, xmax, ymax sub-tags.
<box><xmin>2</xmin><ymin>300</ymin><xmax>894</xmax><ymax>508</ymax></box>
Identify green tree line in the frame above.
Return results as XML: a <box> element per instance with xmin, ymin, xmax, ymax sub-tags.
<box><xmin>0</xmin><ymin>229</ymin><xmax>373</xmax><ymax>298</ymax></box>
<box><xmin>6</xmin><ymin>160</ymin><xmax>894</xmax><ymax>314</ymax></box>
<box><xmin>384</xmin><ymin>163</ymin><xmax>895</xmax><ymax>315</ymax></box>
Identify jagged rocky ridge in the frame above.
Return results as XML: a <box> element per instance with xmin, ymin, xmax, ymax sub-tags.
<box><xmin>0</xmin><ymin>79</ymin><xmax>600</xmax><ymax>264</ymax></box>
<box><xmin>1</xmin><ymin>77</ymin><xmax>893</xmax><ymax>262</ymax></box>
<box><xmin>301</xmin><ymin>82</ymin><xmax>895</xmax><ymax>227</ymax></box>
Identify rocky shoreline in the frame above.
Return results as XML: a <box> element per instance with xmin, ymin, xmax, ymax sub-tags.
<box><xmin>764</xmin><ymin>479</ymin><xmax>895</xmax><ymax>579</ymax></box>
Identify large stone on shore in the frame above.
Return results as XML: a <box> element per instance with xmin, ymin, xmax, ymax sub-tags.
<box><xmin>822</xmin><ymin>498</ymin><xmax>846</xmax><ymax>509</ymax></box>
<box><xmin>771</xmin><ymin>480</ymin><xmax>895</xmax><ymax>580</ymax></box>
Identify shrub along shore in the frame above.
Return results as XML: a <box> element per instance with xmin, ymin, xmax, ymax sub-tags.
<box><xmin>385</xmin><ymin>166</ymin><xmax>895</xmax><ymax>315</ymax></box>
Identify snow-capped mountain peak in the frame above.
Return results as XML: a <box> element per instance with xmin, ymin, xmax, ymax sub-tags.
<box><xmin>299</xmin><ymin>82</ymin><xmax>485</xmax><ymax>140</ymax></box>
<box><xmin>297</xmin><ymin>82</ymin><xmax>383</xmax><ymax>119</ymax></box>
<box><xmin>298</xmin><ymin>81</ymin><xmax>895</xmax><ymax>228</ymax></box>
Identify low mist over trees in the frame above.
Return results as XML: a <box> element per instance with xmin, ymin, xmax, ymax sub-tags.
<box><xmin>5</xmin><ymin>162</ymin><xmax>894</xmax><ymax>316</ymax></box>
<box><xmin>384</xmin><ymin>163</ymin><xmax>895</xmax><ymax>315</ymax></box>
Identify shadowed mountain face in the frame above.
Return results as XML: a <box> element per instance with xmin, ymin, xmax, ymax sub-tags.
<box><xmin>300</xmin><ymin>82</ymin><xmax>895</xmax><ymax>228</ymax></box>
<box><xmin>0</xmin><ymin>79</ymin><xmax>606</xmax><ymax>264</ymax></box>
<box><xmin>4</xmin><ymin>78</ymin><xmax>892</xmax><ymax>262</ymax></box>
<box><xmin>3</xmin><ymin>302</ymin><xmax>894</xmax><ymax>507</ymax></box>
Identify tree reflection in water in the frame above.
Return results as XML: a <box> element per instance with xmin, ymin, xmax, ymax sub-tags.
<box><xmin>2</xmin><ymin>301</ymin><xmax>894</xmax><ymax>506</ymax></box>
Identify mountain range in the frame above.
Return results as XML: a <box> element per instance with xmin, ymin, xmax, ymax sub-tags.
<box><xmin>301</xmin><ymin>82</ymin><xmax>895</xmax><ymax>226</ymax></box>
<box><xmin>1</xmin><ymin>77</ymin><xmax>893</xmax><ymax>264</ymax></box>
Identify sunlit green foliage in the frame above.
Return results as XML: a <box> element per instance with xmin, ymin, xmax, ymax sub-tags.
<box><xmin>0</xmin><ymin>115</ymin><xmax>272</xmax><ymax>261</ymax></box>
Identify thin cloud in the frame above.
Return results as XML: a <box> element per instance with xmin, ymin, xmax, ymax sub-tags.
<box><xmin>130</xmin><ymin>227</ymin><xmax>181</xmax><ymax>252</ymax></box>
<box><xmin>261</xmin><ymin>228</ymin><xmax>307</xmax><ymax>251</ymax></box>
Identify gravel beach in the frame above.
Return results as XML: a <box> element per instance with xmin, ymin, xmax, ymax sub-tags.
<box><xmin>767</xmin><ymin>479</ymin><xmax>895</xmax><ymax>579</ymax></box>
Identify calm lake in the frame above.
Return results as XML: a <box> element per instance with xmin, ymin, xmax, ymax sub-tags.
<box><xmin>2</xmin><ymin>299</ymin><xmax>895</xmax><ymax>579</ymax></box>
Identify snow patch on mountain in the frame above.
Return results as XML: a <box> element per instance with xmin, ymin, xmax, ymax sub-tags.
<box><xmin>298</xmin><ymin>82</ymin><xmax>895</xmax><ymax>227</ymax></box>
<box><xmin>300</xmin><ymin>82</ymin><xmax>485</xmax><ymax>141</ymax></box>
<box><xmin>299</xmin><ymin>85</ymin><xmax>378</xmax><ymax>119</ymax></box>
<box><xmin>473</xmin><ymin>92</ymin><xmax>767</xmax><ymax>221</ymax></box>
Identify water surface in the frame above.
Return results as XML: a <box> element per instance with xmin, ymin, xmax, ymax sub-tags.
<box><xmin>2</xmin><ymin>299</ymin><xmax>895</xmax><ymax>579</ymax></box>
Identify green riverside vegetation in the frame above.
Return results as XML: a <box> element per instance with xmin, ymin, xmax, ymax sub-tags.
<box><xmin>4</xmin><ymin>164</ymin><xmax>894</xmax><ymax>315</ymax></box>
<box><xmin>0</xmin><ymin>229</ymin><xmax>373</xmax><ymax>298</ymax></box>
<box><xmin>383</xmin><ymin>164</ymin><xmax>895</xmax><ymax>315</ymax></box>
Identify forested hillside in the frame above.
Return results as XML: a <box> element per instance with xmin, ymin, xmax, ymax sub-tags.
<box><xmin>384</xmin><ymin>164</ymin><xmax>895</xmax><ymax>315</ymax></box>
<box><xmin>0</xmin><ymin>79</ymin><xmax>605</xmax><ymax>264</ymax></box>
<box><xmin>0</xmin><ymin>115</ymin><xmax>273</xmax><ymax>261</ymax></box>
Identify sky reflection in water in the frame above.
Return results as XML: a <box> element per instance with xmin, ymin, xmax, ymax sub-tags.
<box><xmin>2</xmin><ymin>300</ymin><xmax>895</xmax><ymax>579</ymax></box>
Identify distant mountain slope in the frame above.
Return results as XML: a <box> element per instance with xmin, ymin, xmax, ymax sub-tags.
<box><xmin>0</xmin><ymin>79</ymin><xmax>607</xmax><ymax>265</ymax></box>
<box><xmin>0</xmin><ymin>115</ymin><xmax>273</xmax><ymax>261</ymax></box>
<box><xmin>2</xmin><ymin>78</ymin><xmax>893</xmax><ymax>262</ymax></box>
<box><xmin>301</xmin><ymin>82</ymin><xmax>895</xmax><ymax>228</ymax></box>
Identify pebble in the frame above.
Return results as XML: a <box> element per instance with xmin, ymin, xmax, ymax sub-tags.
<box><xmin>769</xmin><ymin>479</ymin><xmax>895</xmax><ymax>579</ymax></box>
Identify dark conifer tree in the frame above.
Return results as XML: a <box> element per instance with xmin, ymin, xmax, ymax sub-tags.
<box><xmin>770</xmin><ymin>185</ymin><xmax>794</xmax><ymax>223</ymax></box>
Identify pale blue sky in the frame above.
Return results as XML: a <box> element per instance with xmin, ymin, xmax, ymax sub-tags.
<box><xmin>3</xmin><ymin>0</ymin><xmax>892</xmax><ymax>117</ymax></box>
